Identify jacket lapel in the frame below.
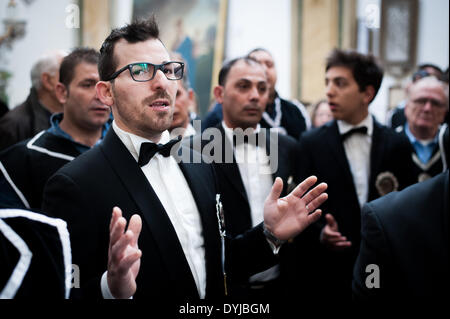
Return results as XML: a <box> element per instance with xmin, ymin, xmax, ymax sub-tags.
<box><xmin>325</xmin><ymin>121</ymin><xmax>355</xmax><ymax>185</ymax></box>
<box><xmin>211</xmin><ymin>125</ymin><xmax>249</xmax><ymax>203</ymax></box>
<box><xmin>368</xmin><ymin>118</ymin><xmax>386</xmax><ymax>196</ymax></box>
<box><xmin>176</xmin><ymin>155</ymin><xmax>223</xmax><ymax>297</ymax></box>
<box><xmin>100</xmin><ymin>129</ymin><xmax>199</xmax><ymax>297</ymax></box>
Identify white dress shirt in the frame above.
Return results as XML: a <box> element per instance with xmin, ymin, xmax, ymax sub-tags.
<box><xmin>170</xmin><ymin>123</ymin><xmax>197</xmax><ymax>139</ymax></box>
<box><xmin>102</xmin><ymin>121</ymin><xmax>206</xmax><ymax>299</ymax></box>
<box><xmin>222</xmin><ymin>122</ymin><xmax>279</xmax><ymax>282</ymax></box>
<box><xmin>337</xmin><ymin>114</ymin><xmax>373</xmax><ymax>207</ymax></box>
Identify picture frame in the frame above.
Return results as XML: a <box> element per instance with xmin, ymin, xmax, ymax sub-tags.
<box><xmin>133</xmin><ymin>0</ymin><xmax>228</xmax><ymax>116</ymax></box>
<box><xmin>380</xmin><ymin>0</ymin><xmax>418</xmax><ymax>74</ymax></box>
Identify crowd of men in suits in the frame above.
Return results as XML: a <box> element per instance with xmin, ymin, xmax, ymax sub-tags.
<box><xmin>0</xmin><ymin>17</ymin><xmax>448</xmax><ymax>301</ymax></box>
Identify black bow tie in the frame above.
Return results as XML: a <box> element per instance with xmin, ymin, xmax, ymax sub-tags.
<box><xmin>138</xmin><ymin>136</ymin><xmax>182</xmax><ymax>167</ymax></box>
<box><xmin>341</xmin><ymin>126</ymin><xmax>367</xmax><ymax>141</ymax></box>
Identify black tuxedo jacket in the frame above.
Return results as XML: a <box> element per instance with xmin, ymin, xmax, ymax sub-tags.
<box><xmin>193</xmin><ymin>124</ymin><xmax>297</xmax><ymax>237</ymax></box>
<box><xmin>42</xmin><ymin>129</ymin><xmax>277</xmax><ymax>300</ymax></box>
<box><xmin>353</xmin><ymin>170</ymin><xmax>449</xmax><ymax>300</ymax></box>
<box><xmin>293</xmin><ymin>117</ymin><xmax>416</xmax><ymax>296</ymax></box>
<box><xmin>190</xmin><ymin>124</ymin><xmax>297</xmax><ymax>294</ymax></box>
<box><xmin>0</xmin><ymin>131</ymin><xmax>80</xmax><ymax>210</ymax></box>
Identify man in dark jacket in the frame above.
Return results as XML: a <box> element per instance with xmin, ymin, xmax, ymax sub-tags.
<box><xmin>0</xmin><ymin>50</ymin><xmax>66</xmax><ymax>151</ymax></box>
<box><xmin>293</xmin><ymin>49</ymin><xmax>415</xmax><ymax>299</ymax></box>
<box><xmin>353</xmin><ymin>170</ymin><xmax>449</xmax><ymax>300</ymax></box>
<box><xmin>0</xmin><ymin>48</ymin><xmax>111</xmax><ymax>210</ymax></box>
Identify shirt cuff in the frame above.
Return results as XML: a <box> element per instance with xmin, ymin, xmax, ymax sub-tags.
<box><xmin>101</xmin><ymin>271</ymin><xmax>116</xmax><ymax>299</ymax></box>
<box><xmin>266</xmin><ymin>238</ymin><xmax>282</xmax><ymax>255</ymax></box>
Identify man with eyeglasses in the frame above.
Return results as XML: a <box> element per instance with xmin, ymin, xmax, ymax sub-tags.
<box><xmin>397</xmin><ymin>76</ymin><xmax>449</xmax><ymax>182</ymax></box>
<box><xmin>387</xmin><ymin>63</ymin><xmax>445</xmax><ymax>128</ymax></box>
<box><xmin>42</xmin><ymin>17</ymin><xmax>328</xmax><ymax>301</ymax></box>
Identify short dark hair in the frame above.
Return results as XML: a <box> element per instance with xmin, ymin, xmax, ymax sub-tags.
<box><xmin>59</xmin><ymin>47</ymin><xmax>99</xmax><ymax>87</ymax></box>
<box><xmin>98</xmin><ymin>16</ymin><xmax>160</xmax><ymax>81</ymax></box>
<box><xmin>413</xmin><ymin>63</ymin><xmax>444</xmax><ymax>82</ymax></box>
<box><xmin>218</xmin><ymin>56</ymin><xmax>261</xmax><ymax>86</ymax></box>
<box><xmin>417</xmin><ymin>63</ymin><xmax>443</xmax><ymax>75</ymax></box>
<box><xmin>326</xmin><ymin>49</ymin><xmax>384</xmax><ymax>100</ymax></box>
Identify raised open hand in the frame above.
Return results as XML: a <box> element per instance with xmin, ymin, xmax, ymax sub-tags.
<box><xmin>107</xmin><ymin>206</ymin><xmax>142</xmax><ymax>299</ymax></box>
<box><xmin>264</xmin><ymin>176</ymin><xmax>328</xmax><ymax>241</ymax></box>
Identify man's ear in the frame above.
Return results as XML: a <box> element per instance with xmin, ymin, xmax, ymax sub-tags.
<box><xmin>213</xmin><ymin>85</ymin><xmax>224</xmax><ymax>104</ymax></box>
<box><xmin>55</xmin><ymin>82</ymin><xmax>68</xmax><ymax>105</ymax></box>
<box><xmin>363</xmin><ymin>85</ymin><xmax>376</xmax><ymax>105</ymax></box>
<box><xmin>96</xmin><ymin>81</ymin><xmax>114</xmax><ymax>107</ymax></box>
<box><xmin>404</xmin><ymin>100</ymin><xmax>412</xmax><ymax>119</ymax></box>
<box><xmin>41</xmin><ymin>72</ymin><xmax>56</xmax><ymax>92</ymax></box>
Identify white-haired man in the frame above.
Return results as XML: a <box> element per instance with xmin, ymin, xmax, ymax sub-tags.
<box><xmin>0</xmin><ymin>50</ymin><xmax>67</xmax><ymax>151</ymax></box>
<box><xmin>396</xmin><ymin>76</ymin><xmax>449</xmax><ymax>182</ymax></box>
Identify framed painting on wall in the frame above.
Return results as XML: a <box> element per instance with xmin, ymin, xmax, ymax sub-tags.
<box><xmin>133</xmin><ymin>0</ymin><xmax>227</xmax><ymax>116</ymax></box>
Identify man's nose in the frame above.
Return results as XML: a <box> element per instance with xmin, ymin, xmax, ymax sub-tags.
<box><xmin>150</xmin><ymin>69</ymin><xmax>169</xmax><ymax>91</ymax></box>
<box><xmin>422</xmin><ymin>100</ymin><xmax>434</xmax><ymax>111</ymax></box>
<box><xmin>325</xmin><ymin>82</ymin><xmax>334</xmax><ymax>97</ymax></box>
<box><xmin>249</xmin><ymin>86</ymin><xmax>260</xmax><ymax>102</ymax></box>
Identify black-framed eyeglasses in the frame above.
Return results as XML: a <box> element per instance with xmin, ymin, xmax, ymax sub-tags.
<box><xmin>106</xmin><ymin>61</ymin><xmax>184</xmax><ymax>82</ymax></box>
<box><xmin>412</xmin><ymin>97</ymin><xmax>447</xmax><ymax>109</ymax></box>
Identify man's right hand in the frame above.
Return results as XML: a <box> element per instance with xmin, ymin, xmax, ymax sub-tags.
<box><xmin>107</xmin><ymin>207</ymin><xmax>142</xmax><ymax>299</ymax></box>
<box><xmin>320</xmin><ymin>214</ymin><xmax>352</xmax><ymax>251</ymax></box>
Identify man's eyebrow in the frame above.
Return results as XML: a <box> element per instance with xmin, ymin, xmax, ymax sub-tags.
<box><xmin>78</xmin><ymin>78</ymin><xmax>98</xmax><ymax>84</ymax></box>
<box><xmin>326</xmin><ymin>76</ymin><xmax>347</xmax><ymax>81</ymax></box>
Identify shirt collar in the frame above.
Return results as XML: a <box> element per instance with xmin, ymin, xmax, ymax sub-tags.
<box><xmin>221</xmin><ymin>121</ymin><xmax>261</xmax><ymax>144</ymax></box>
<box><xmin>404</xmin><ymin>123</ymin><xmax>439</xmax><ymax>146</ymax></box>
<box><xmin>170</xmin><ymin>123</ymin><xmax>197</xmax><ymax>139</ymax></box>
<box><xmin>112</xmin><ymin>120</ymin><xmax>171</xmax><ymax>162</ymax></box>
<box><xmin>337</xmin><ymin>113</ymin><xmax>373</xmax><ymax>137</ymax></box>
<box><xmin>48</xmin><ymin>112</ymin><xmax>110</xmax><ymax>147</ymax></box>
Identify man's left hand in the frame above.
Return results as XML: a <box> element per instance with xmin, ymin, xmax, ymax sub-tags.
<box><xmin>263</xmin><ymin>176</ymin><xmax>328</xmax><ymax>241</ymax></box>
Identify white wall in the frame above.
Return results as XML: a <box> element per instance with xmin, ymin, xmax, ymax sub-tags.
<box><xmin>225</xmin><ymin>0</ymin><xmax>291</xmax><ymax>98</ymax></box>
<box><xmin>1</xmin><ymin>0</ymin><xmax>446</xmax><ymax>115</ymax></box>
<box><xmin>417</xmin><ymin>0</ymin><xmax>449</xmax><ymax>70</ymax></box>
<box><xmin>0</xmin><ymin>0</ymin><xmax>79</xmax><ymax>108</ymax></box>
<box><xmin>358</xmin><ymin>0</ymin><xmax>449</xmax><ymax>123</ymax></box>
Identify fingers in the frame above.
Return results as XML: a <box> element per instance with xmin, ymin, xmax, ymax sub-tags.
<box><xmin>290</xmin><ymin>175</ymin><xmax>318</xmax><ymax>199</ymax></box>
<box><xmin>334</xmin><ymin>241</ymin><xmax>352</xmax><ymax>248</ymax></box>
<box><xmin>301</xmin><ymin>182</ymin><xmax>328</xmax><ymax>206</ymax></box>
<box><xmin>268</xmin><ymin>177</ymin><xmax>284</xmax><ymax>201</ymax></box>
<box><xmin>109</xmin><ymin>206</ymin><xmax>122</xmax><ymax>234</ymax></box>
<box><xmin>325</xmin><ymin>214</ymin><xmax>338</xmax><ymax>231</ymax></box>
<box><xmin>110</xmin><ymin>211</ymin><xmax>126</xmax><ymax>250</ymax></box>
<box><xmin>321</xmin><ymin>217</ymin><xmax>352</xmax><ymax>249</ymax></box>
<box><xmin>304</xmin><ymin>193</ymin><xmax>328</xmax><ymax>214</ymax></box>
<box><xmin>111</xmin><ymin>230</ymin><xmax>134</xmax><ymax>264</ymax></box>
<box><xmin>128</xmin><ymin>214</ymin><xmax>142</xmax><ymax>247</ymax></box>
<box><xmin>306</xmin><ymin>209</ymin><xmax>322</xmax><ymax>225</ymax></box>
<box><xmin>119</xmin><ymin>249</ymin><xmax>142</xmax><ymax>273</ymax></box>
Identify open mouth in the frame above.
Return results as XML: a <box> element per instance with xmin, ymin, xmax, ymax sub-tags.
<box><xmin>328</xmin><ymin>102</ymin><xmax>338</xmax><ymax>111</ymax></box>
<box><xmin>148</xmin><ymin>99</ymin><xmax>170</xmax><ymax>110</ymax></box>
